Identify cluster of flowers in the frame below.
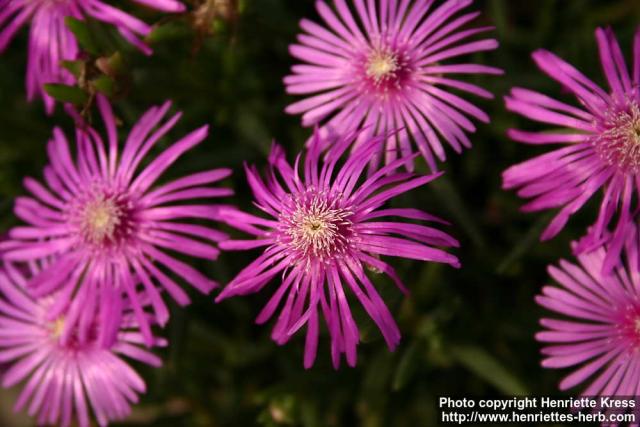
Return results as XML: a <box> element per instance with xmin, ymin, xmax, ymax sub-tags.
<box><xmin>504</xmin><ymin>27</ymin><xmax>640</xmax><ymax>398</ymax></box>
<box><xmin>2</xmin><ymin>0</ymin><xmax>639</xmax><ymax>424</ymax></box>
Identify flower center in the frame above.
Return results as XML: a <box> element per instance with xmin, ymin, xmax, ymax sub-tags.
<box><xmin>71</xmin><ymin>187</ymin><xmax>136</xmax><ymax>249</ymax></box>
<box><xmin>592</xmin><ymin>101</ymin><xmax>640</xmax><ymax>174</ymax></box>
<box><xmin>366</xmin><ymin>50</ymin><xmax>399</xmax><ymax>83</ymax></box>
<box><xmin>296</xmin><ymin>211</ymin><xmax>344</xmax><ymax>253</ymax></box>
<box><xmin>47</xmin><ymin>314</ymin><xmax>100</xmax><ymax>350</ymax></box>
<box><xmin>50</xmin><ymin>317</ymin><xmax>65</xmax><ymax>340</ymax></box>
<box><xmin>279</xmin><ymin>190</ymin><xmax>354</xmax><ymax>265</ymax></box>
<box><xmin>619</xmin><ymin>306</ymin><xmax>640</xmax><ymax>351</ymax></box>
<box><xmin>359</xmin><ymin>43</ymin><xmax>412</xmax><ymax>100</ymax></box>
<box><xmin>82</xmin><ymin>197</ymin><xmax>122</xmax><ymax>243</ymax></box>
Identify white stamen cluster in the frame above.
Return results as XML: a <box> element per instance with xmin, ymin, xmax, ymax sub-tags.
<box><xmin>80</xmin><ymin>196</ymin><xmax>123</xmax><ymax>244</ymax></box>
<box><xmin>366</xmin><ymin>49</ymin><xmax>400</xmax><ymax>84</ymax></box>
<box><xmin>71</xmin><ymin>188</ymin><xmax>136</xmax><ymax>249</ymax></box>
<box><xmin>279</xmin><ymin>190</ymin><xmax>354</xmax><ymax>265</ymax></box>
<box><xmin>359</xmin><ymin>42</ymin><xmax>413</xmax><ymax>102</ymax></box>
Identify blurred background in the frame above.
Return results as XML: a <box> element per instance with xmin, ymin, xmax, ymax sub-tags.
<box><xmin>1</xmin><ymin>0</ymin><xmax>640</xmax><ymax>425</ymax></box>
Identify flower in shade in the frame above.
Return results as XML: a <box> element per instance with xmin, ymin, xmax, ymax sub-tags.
<box><xmin>0</xmin><ymin>0</ymin><xmax>185</xmax><ymax>113</ymax></box>
<box><xmin>0</xmin><ymin>261</ymin><xmax>165</xmax><ymax>427</ymax></box>
<box><xmin>536</xmin><ymin>234</ymin><xmax>640</xmax><ymax>398</ymax></box>
<box><xmin>0</xmin><ymin>94</ymin><xmax>233</xmax><ymax>347</ymax></box>
<box><xmin>284</xmin><ymin>0</ymin><xmax>501</xmax><ymax>171</ymax></box>
<box><xmin>216</xmin><ymin>130</ymin><xmax>460</xmax><ymax>368</ymax></box>
<box><xmin>503</xmin><ymin>27</ymin><xmax>640</xmax><ymax>274</ymax></box>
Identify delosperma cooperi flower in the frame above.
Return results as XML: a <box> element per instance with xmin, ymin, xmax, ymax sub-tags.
<box><xmin>0</xmin><ymin>0</ymin><xmax>185</xmax><ymax>113</ymax></box>
<box><xmin>284</xmin><ymin>0</ymin><xmax>502</xmax><ymax>171</ymax></box>
<box><xmin>216</xmin><ymin>130</ymin><xmax>460</xmax><ymax>368</ymax></box>
<box><xmin>0</xmin><ymin>95</ymin><xmax>233</xmax><ymax>347</ymax></box>
<box><xmin>0</xmin><ymin>262</ymin><xmax>166</xmax><ymax>427</ymax></box>
<box><xmin>503</xmin><ymin>26</ymin><xmax>640</xmax><ymax>274</ymax></box>
<box><xmin>536</xmin><ymin>234</ymin><xmax>640</xmax><ymax>397</ymax></box>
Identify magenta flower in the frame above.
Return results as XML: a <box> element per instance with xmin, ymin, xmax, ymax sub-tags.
<box><xmin>503</xmin><ymin>27</ymin><xmax>640</xmax><ymax>274</ymax></box>
<box><xmin>536</xmin><ymin>236</ymin><xmax>640</xmax><ymax>397</ymax></box>
<box><xmin>216</xmin><ymin>130</ymin><xmax>460</xmax><ymax>368</ymax></box>
<box><xmin>0</xmin><ymin>0</ymin><xmax>185</xmax><ymax>113</ymax></box>
<box><xmin>1</xmin><ymin>95</ymin><xmax>232</xmax><ymax>347</ymax></box>
<box><xmin>0</xmin><ymin>262</ymin><xmax>165</xmax><ymax>427</ymax></box>
<box><xmin>284</xmin><ymin>0</ymin><xmax>502</xmax><ymax>171</ymax></box>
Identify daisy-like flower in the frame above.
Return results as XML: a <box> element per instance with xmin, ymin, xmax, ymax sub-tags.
<box><xmin>0</xmin><ymin>262</ymin><xmax>166</xmax><ymax>427</ymax></box>
<box><xmin>0</xmin><ymin>0</ymin><xmax>185</xmax><ymax>113</ymax></box>
<box><xmin>284</xmin><ymin>0</ymin><xmax>502</xmax><ymax>171</ymax></box>
<box><xmin>216</xmin><ymin>130</ymin><xmax>460</xmax><ymax>368</ymax></box>
<box><xmin>1</xmin><ymin>94</ymin><xmax>232</xmax><ymax>347</ymax></box>
<box><xmin>503</xmin><ymin>27</ymin><xmax>640</xmax><ymax>274</ymax></box>
<box><xmin>536</xmin><ymin>235</ymin><xmax>640</xmax><ymax>398</ymax></box>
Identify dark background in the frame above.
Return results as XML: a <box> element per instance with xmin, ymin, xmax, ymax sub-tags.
<box><xmin>1</xmin><ymin>0</ymin><xmax>640</xmax><ymax>425</ymax></box>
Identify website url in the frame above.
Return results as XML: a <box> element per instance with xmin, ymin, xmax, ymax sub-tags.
<box><xmin>441</xmin><ymin>410</ymin><xmax>636</xmax><ymax>424</ymax></box>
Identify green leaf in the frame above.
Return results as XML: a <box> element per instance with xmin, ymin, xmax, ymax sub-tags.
<box><xmin>392</xmin><ymin>340</ymin><xmax>422</xmax><ymax>391</ymax></box>
<box><xmin>92</xmin><ymin>75</ymin><xmax>115</xmax><ymax>96</ymax></box>
<box><xmin>60</xmin><ymin>60</ymin><xmax>84</xmax><ymax>79</ymax></box>
<box><xmin>363</xmin><ymin>350</ymin><xmax>395</xmax><ymax>396</ymax></box>
<box><xmin>106</xmin><ymin>52</ymin><xmax>123</xmax><ymax>75</ymax></box>
<box><xmin>488</xmin><ymin>0</ymin><xmax>509</xmax><ymax>39</ymax></box>
<box><xmin>430</xmin><ymin>175</ymin><xmax>486</xmax><ymax>248</ymax></box>
<box><xmin>65</xmin><ymin>17</ymin><xmax>99</xmax><ymax>55</ymax></box>
<box><xmin>451</xmin><ymin>345</ymin><xmax>528</xmax><ymax>396</ymax></box>
<box><xmin>146</xmin><ymin>22</ymin><xmax>190</xmax><ymax>43</ymax></box>
<box><xmin>300</xmin><ymin>400</ymin><xmax>320</xmax><ymax>427</ymax></box>
<box><xmin>212</xmin><ymin>19</ymin><xmax>228</xmax><ymax>34</ymax></box>
<box><xmin>497</xmin><ymin>211</ymin><xmax>554</xmax><ymax>274</ymax></box>
<box><xmin>43</xmin><ymin>84</ymin><xmax>88</xmax><ymax>105</ymax></box>
<box><xmin>95</xmin><ymin>52</ymin><xmax>124</xmax><ymax>77</ymax></box>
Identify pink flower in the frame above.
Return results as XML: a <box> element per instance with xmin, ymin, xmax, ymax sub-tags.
<box><xmin>503</xmin><ymin>27</ymin><xmax>640</xmax><ymax>274</ymax></box>
<box><xmin>0</xmin><ymin>0</ymin><xmax>185</xmax><ymax>113</ymax></box>
<box><xmin>1</xmin><ymin>95</ymin><xmax>233</xmax><ymax>347</ymax></box>
<box><xmin>284</xmin><ymin>0</ymin><xmax>501</xmax><ymax>171</ymax></box>
<box><xmin>217</xmin><ymin>130</ymin><xmax>460</xmax><ymax>368</ymax></box>
<box><xmin>0</xmin><ymin>262</ymin><xmax>165</xmax><ymax>427</ymax></box>
<box><xmin>536</xmin><ymin>235</ymin><xmax>640</xmax><ymax>397</ymax></box>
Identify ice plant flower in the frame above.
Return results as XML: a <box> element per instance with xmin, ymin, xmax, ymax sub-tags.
<box><xmin>284</xmin><ymin>0</ymin><xmax>502</xmax><ymax>171</ymax></box>
<box><xmin>0</xmin><ymin>262</ymin><xmax>166</xmax><ymax>427</ymax></box>
<box><xmin>0</xmin><ymin>0</ymin><xmax>185</xmax><ymax>113</ymax></box>
<box><xmin>503</xmin><ymin>27</ymin><xmax>640</xmax><ymax>274</ymax></box>
<box><xmin>536</xmin><ymin>235</ymin><xmax>640</xmax><ymax>398</ymax></box>
<box><xmin>1</xmin><ymin>95</ymin><xmax>233</xmax><ymax>347</ymax></box>
<box><xmin>216</xmin><ymin>130</ymin><xmax>460</xmax><ymax>368</ymax></box>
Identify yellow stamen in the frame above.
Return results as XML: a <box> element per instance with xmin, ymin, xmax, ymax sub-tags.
<box><xmin>51</xmin><ymin>317</ymin><xmax>65</xmax><ymax>339</ymax></box>
<box><xmin>366</xmin><ymin>50</ymin><xmax>399</xmax><ymax>83</ymax></box>
<box><xmin>282</xmin><ymin>192</ymin><xmax>354</xmax><ymax>263</ymax></box>
<box><xmin>81</xmin><ymin>197</ymin><xmax>122</xmax><ymax>244</ymax></box>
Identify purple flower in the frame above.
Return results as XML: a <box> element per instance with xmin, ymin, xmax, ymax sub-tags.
<box><xmin>0</xmin><ymin>262</ymin><xmax>165</xmax><ymax>427</ymax></box>
<box><xmin>0</xmin><ymin>0</ymin><xmax>185</xmax><ymax>113</ymax></box>
<box><xmin>284</xmin><ymin>0</ymin><xmax>501</xmax><ymax>171</ymax></box>
<box><xmin>503</xmin><ymin>27</ymin><xmax>640</xmax><ymax>274</ymax></box>
<box><xmin>1</xmin><ymin>95</ymin><xmax>233</xmax><ymax>347</ymax></box>
<box><xmin>217</xmin><ymin>130</ymin><xmax>460</xmax><ymax>368</ymax></box>
<box><xmin>536</xmin><ymin>236</ymin><xmax>640</xmax><ymax>397</ymax></box>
